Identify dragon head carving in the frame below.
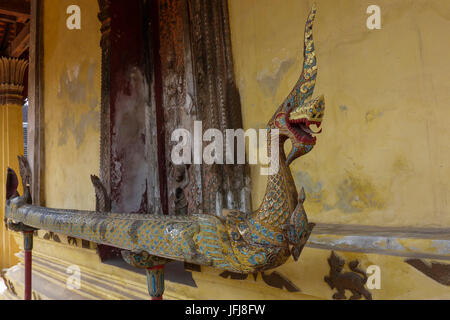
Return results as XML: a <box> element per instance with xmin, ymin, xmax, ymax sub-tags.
<box><xmin>268</xmin><ymin>3</ymin><xmax>325</xmax><ymax>166</ymax></box>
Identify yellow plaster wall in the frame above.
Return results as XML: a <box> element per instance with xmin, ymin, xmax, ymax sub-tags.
<box><xmin>272</xmin><ymin>247</ymin><xmax>450</xmax><ymax>300</ymax></box>
<box><xmin>43</xmin><ymin>0</ymin><xmax>100</xmax><ymax>210</ymax></box>
<box><xmin>29</xmin><ymin>0</ymin><xmax>448</xmax><ymax>300</ymax></box>
<box><xmin>228</xmin><ymin>0</ymin><xmax>450</xmax><ymax>228</ymax></box>
<box><xmin>0</xmin><ymin>104</ymin><xmax>23</xmax><ymax>268</ymax></box>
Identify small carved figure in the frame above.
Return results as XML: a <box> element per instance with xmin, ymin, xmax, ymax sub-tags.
<box><xmin>324</xmin><ymin>251</ymin><xmax>372</xmax><ymax>300</ymax></box>
<box><xmin>18</xmin><ymin>156</ymin><xmax>32</xmax><ymax>190</ymax></box>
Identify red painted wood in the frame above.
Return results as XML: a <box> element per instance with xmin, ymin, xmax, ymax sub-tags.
<box><xmin>108</xmin><ymin>0</ymin><xmax>168</xmax><ymax>215</ymax></box>
<box><xmin>149</xmin><ymin>0</ymin><xmax>168</xmax><ymax>216</ymax></box>
<box><xmin>148</xmin><ymin>264</ymin><xmax>165</xmax><ymax>300</ymax></box>
<box><xmin>24</xmin><ymin>249</ymin><xmax>32</xmax><ymax>300</ymax></box>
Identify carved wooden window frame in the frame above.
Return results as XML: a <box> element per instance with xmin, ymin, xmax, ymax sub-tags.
<box><xmin>27</xmin><ymin>0</ymin><xmax>44</xmax><ymax>206</ymax></box>
<box><xmin>97</xmin><ymin>0</ymin><xmax>252</xmax><ymax>219</ymax></box>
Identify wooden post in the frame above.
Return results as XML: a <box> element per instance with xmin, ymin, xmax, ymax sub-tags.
<box><xmin>23</xmin><ymin>231</ymin><xmax>33</xmax><ymax>300</ymax></box>
<box><xmin>28</xmin><ymin>0</ymin><xmax>44</xmax><ymax>207</ymax></box>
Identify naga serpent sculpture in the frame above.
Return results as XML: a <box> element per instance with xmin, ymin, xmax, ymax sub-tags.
<box><xmin>5</xmin><ymin>4</ymin><xmax>325</xmax><ymax>298</ymax></box>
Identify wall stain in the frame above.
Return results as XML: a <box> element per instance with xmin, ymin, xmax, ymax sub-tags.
<box><xmin>392</xmin><ymin>154</ymin><xmax>414</xmax><ymax>176</ymax></box>
<box><xmin>296</xmin><ymin>170</ymin><xmax>386</xmax><ymax>214</ymax></box>
<box><xmin>365</xmin><ymin>109</ymin><xmax>384</xmax><ymax>123</ymax></box>
<box><xmin>257</xmin><ymin>58</ymin><xmax>295</xmax><ymax>97</ymax></box>
<box><xmin>295</xmin><ymin>171</ymin><xmax>323</xmax><ymax>204</ymax></box>
<box><xmin>58</xmin><ymin>65</ymin><xmax>85</xmax><ymax>104</ymax></box>
<box><xmin>57</xmin><ymin>60</ymin><xmax>100</xmax><ymax>148</ymax></box>
<box><xmin>335</xmin><ymin>173</ymin><xmax>386</xmax><ymax>213</ymax></box>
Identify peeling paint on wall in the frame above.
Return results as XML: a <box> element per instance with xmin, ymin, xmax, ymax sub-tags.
<box><xmin>43</xmin><ymin>0</ymin><xmax>101</xmax><ymax>211</ymax></box>
<box><xmin>335</xmin><ymin>173</ymin><xmax>386</xmax><ymax>213</ymax></box>
<box><xmin>295</xmin><ymin>171</ymin><xmax>386</xmax><ymax>214</ymax></box>
<box><xmin>257</xmin><ymin>57</ymin><xmax>295</xmax><ymax>97</ymax></box>
<box><xmin>365</xmin><ymin>109</ymin><xmax>384</xmax><ymax>123</ymax></box>
<box><xmin>295</xmin><ymin>171</ymin><xmax>323</xmax><ymax>204</ymax></box>
<box><xmin>56</xmin><ymin>60</ymin><xmax>100</xmax><ymax>149</ymax></box>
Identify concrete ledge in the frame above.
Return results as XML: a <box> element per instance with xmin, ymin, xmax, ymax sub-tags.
<box><xmin>309</xmin><ymin>224</ymin><xmax>450</xmax><ymax>261</ymax></box>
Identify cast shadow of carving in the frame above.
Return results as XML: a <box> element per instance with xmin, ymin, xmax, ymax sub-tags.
<box><xmin>219</xmin><ymin>270</ymin><xmax>301</xmax><ymax>293</ymax></box>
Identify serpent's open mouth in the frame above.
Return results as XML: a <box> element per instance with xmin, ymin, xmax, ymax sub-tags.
<box><xmin>286</xmin><ymin>95</ymin><xmax>325</xmax><ymax>144</ymax></box>
<box><xmin>287</xmin><ymin>115</ymin><xmax>322</xmax><ymax>144</ymax></box>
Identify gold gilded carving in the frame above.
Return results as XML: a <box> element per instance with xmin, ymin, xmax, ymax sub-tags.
<box><xmin>0</xmin><ymin>57</ymin><xmax>28</xmax><ymax>105</ymax></box>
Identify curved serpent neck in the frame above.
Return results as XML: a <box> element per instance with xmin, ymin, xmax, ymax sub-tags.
<box><xmin>252</xmin><ymin>134</ymin><xmax>298</xmax><ymax>228</ymax></box>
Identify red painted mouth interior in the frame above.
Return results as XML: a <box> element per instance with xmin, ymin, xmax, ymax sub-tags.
<box><xmin>286</xmin><ymin>112</ymin><xmax>322</xmax><ymax>144</ymax></box>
